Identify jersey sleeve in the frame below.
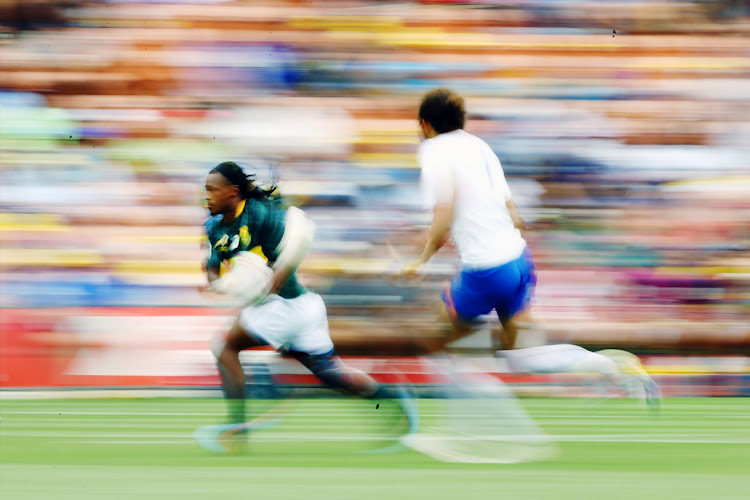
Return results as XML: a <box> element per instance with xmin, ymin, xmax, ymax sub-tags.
<box><xmin>481</xmin><ymin>142</ymin><xmax>512</xmax><ymax>202</ymax></box>
<box><xmin>254</xmin><ymin>201</ymin><xmax>287</xmax><ymax>263</ymax></box>
<box><xmin>494</xmin><ymin>159</ymin><xmax>513</xmax><ymax>203</ymax></box>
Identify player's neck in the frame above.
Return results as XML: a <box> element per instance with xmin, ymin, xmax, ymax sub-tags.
<box><xmin>222</xmin><ymin>199</ymin><xmax>246</xmax><ymax>224</ymax></box>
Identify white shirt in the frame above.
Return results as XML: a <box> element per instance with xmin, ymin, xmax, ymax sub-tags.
<box><xmin>418</xmin><ymin>129</ymin><xmax>527</xmax><ymax>269</ymax></box>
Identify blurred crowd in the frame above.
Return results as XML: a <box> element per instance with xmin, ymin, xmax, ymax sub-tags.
<box><xmin>1</xmin><ymin>0</ymin><xmax>749</xmax><ymax>354</ymax></box>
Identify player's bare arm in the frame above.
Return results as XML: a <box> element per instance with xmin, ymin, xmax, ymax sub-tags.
<box><xmin>198</xmin><ymin>234</ymin><xmax>221</xmax><ymax>294</ymax></box>
<box><xmin>506</xmin><ymin>199</ymin><xmax>526</xmax><ymax>231</ymax></box>
<box><xmin>206</xmin><ymin>265</ymin><xmax>220</xmax><ymax>284</ymax></box>
<box><xmin>269</xmin><ymin>206</ymin><xmax>315</xmax><ymax>293</ymax></box>
<box><xmin>404</xmin><ymin>201</ymin><xmax>454</xmax><ymax>276</ymax></box>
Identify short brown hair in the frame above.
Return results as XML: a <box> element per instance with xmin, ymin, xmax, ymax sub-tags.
<box><xmin>418</xmin><ymin>88</ymin><xmax>466</xmax><ymax>134</ymax></box>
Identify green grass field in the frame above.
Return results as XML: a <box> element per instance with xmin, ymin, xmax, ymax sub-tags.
<box><xmin>1</xmin><ymin>397</ymin><xmax>749</xmax><ymax>500</ymax></box>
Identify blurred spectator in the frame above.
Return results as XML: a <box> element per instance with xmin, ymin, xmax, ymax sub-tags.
<box><xmin>0</xmin><ymin>0</ymin><xmax>80</xmax><ymax>34</ymax></box>
<box><xmin>0</xmin><ymin>0</ymin><xmax>748</xmax><ymax>355</ymax></box>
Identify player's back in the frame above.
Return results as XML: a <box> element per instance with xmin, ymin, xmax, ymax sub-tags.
<box><xmin>419</xmin><ymin>130</ymin><xmax>526</xmax><ymax>269</ymax></box>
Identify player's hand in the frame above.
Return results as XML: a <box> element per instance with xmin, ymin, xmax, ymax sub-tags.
<box><xmin>401</xmin><ymin>259</ymin><xmax>424</xmax><ymax>279</ymax></box>
<box><xmin>198</xmin><ymin>282</ymin><xmax>226</xmax><ymax>303</ymax></box>
<box><xmin>268</xmin><ymin>268</ymin><xmax>290</xmax><ymax>295</ymax></box>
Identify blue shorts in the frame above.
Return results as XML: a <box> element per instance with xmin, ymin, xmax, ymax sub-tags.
<box><xmin>442</xmin><ymin>249</ymin><xmax>536</xmax><ymax>324</ymax></box>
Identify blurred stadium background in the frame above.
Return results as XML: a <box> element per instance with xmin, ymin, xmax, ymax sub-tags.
<box><xmin>1</xmin><ymin>0</ymin><xmax>747</xmax><ymax>398</ymax></box>
<box><xmin>1</xmin><ymin>1</ymin><xmax>749</xmax><ymax>401</ymax></box>
<box><xmin>2</xmin><ymin>1</ymin><xmax>750</xmax><ymax>498</ymax></box>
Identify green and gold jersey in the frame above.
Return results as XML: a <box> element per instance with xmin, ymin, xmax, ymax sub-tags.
<box><xmin>204</xmin><ymin>198</ymin><xmax>306</xmax><ymax>299</ymax></box>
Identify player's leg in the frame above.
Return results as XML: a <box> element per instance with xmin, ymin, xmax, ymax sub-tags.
<box><xmin>287</xmin><ymin>347</ymin><xmax>405</xmax><ymax>399</ymax></box>
<box><xmin>494</xmin><ymin>248</ymin><xmax>537</xmax><ymax>351</ymax></box>
<box><xmin>597</xmin><ymin>349</ymin><xmax>662</xmax><ymax>412</ymax></box>
<box><xmin>279</xmin><ymin>291</ymin><xmax>419</xmax><ymax>433</ymax></box>
<box><xmin>497</xmin><ymin>317</ymin><xmax>519</xmax><ymax>350</ymax></box>
<box><xmin>287</xmin><ymin>347</ymin><xmax>419</xmax><ymax>436</ymax></box>
<box><xmin>433</xmin><ymin>276</ymin><xmax>491</xmax><ymax>352</ymax></box>
<box><xmin>501</xmin><ymin>344</ymin><xmax>618</xmax><ymax>374</ymax></box>
<box><xmin>283</xmin><ymin>292</ymin><xmax>379</xmax><ymax>397</ymax></box>
<box><xmin>494</xmin><ymin>252</ymin><xmax>616</xmax><ymax>384</ymax></box>
<box><xmin>211</xmin><ymin>319</ymin><xmax>269</xmax><ymax>425</ymax></box>
<box><xmin>286</xmin><ymin>348</ymin><xmax>375</xmax><ymax>397</ymax></box>
<box><xmin>435</xmin><ymin>252</ymin><xmax>534</xmax><ymax>354</ymax></box>
<box><xmin>498</xmin><ymin>344</ymin><xmax>659</xmax><ymax>407</ymax></box>
<box><xmin>199</xmin><ymin>296</ymin><xmax>312</xmax><ymax>454</ymax></box>
<box><xmin>499</xmin><ymin>344</ymin><xmax>613</xmax><ymax>401</ymax></box>
<box><xmin>196</xmin><ymin>317</ymin><xmax>272</xmax><ymax>453</ymax></box>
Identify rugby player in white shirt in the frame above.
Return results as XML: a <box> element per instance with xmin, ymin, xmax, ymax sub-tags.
<box><xmin>403</xmin><ymin>88</ymin><xmax>534</xmax><ymax>351</ymax></box>
<box><xmin>402</xmin><ymin>88</ymin><xmax>659</xmax><ymax>411</ymax></box>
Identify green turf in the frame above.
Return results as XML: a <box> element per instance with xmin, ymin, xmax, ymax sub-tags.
<box><xmin>1</xmin><ymin>397</ymin><xmax>749</xmax><ymax>499</ymax></box>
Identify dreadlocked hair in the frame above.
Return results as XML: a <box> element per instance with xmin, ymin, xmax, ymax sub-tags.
<box><xmin>210</xmin><ymin>161</ymin><xmax>280</xmax><ymax>202</ymax></box>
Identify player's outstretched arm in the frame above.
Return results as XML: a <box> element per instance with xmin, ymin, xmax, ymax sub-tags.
<box><xmin>403</xmin><ymin>200</ymin><xmax>454</xmax><ymax>276</ymax></box>
<box><xmin>506</xmin><ymin>199</ymin><xmax>526</xmax><ymax>231</ymax></box>
<box><xmin>270</xmin><ymin>206</ymin><xmax>316</xmax><ymax>292</ymax></box>
<box><xmin>200</xmin><ymin>232</ymin><xmax>222</xmax><ymax>292</ymax></box>
<box><xmin>206</xmin><ymin>266</ymin><xmax>221</xmax><ymax>284</ymax></box>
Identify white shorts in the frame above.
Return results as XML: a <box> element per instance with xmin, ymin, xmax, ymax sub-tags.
<box><xmin>238</xmin><ymin>292</ymin><xmax>334</xmax><ymax>356</ymax></box>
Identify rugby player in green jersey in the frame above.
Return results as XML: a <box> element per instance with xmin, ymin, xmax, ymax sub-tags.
<box><xmin>196</xmin><ymin>161</ymin><xmax>417</xmax><ymax>453</ymax></box>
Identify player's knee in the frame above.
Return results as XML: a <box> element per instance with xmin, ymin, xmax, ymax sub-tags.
<box><xmin>315</xmin><ymin>367</ymin><xmax>354</xmax><ymax>391</ymax></box>
<box><xmin>314</xmin><ymin>361</ymin><xmax>369</xmax><ymax>396</ymax></box>
<box><xmin>291</xmin><ymin>349</ymin><xmax>376</xmax><ymax>396</ymax></box>
<box><xmin>210</xmin><ymin>335</ymin><xmax>227</xmax><ymax>360</ymax></box>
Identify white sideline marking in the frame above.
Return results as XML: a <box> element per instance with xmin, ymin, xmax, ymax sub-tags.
<box><xmin>85</xmin><ymin>435</ymin><xmax>750</xmax><ymax>445</ymax></box>
<box><xmin>1</xmin><ymin>411</ymin><xmax>403</xmax><ymax>418</ymax></box>
<box><xmin>3</xmin><ymin>410</ymin><xmax>750</xmax><ymax>421</ymax></box>
<box><xmin>0</xmin><ymin>390</ymin><xmax>220</xmax><ymax>400</ymax></box>
<box><xmin>3</xmin><ymin>429</ymin><xmax>749</xmax><ymax>444</ymax></box>
<box><xmin>1</xmin><ymin>411</ymin><xmax>230</xmax><ymax>417</ymax></box>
